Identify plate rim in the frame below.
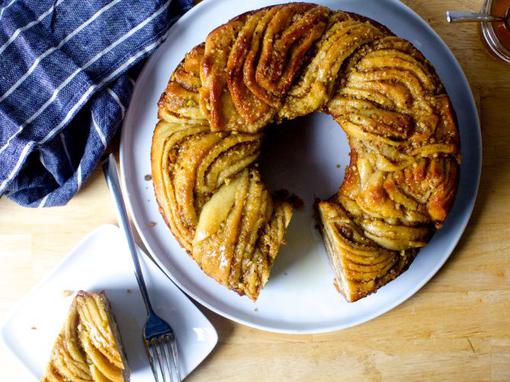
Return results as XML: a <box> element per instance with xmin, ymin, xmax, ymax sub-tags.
<box><xmin>119</xmin><ymin>0</ymin><xmax>482</xmax><ymax>334</ymax></box>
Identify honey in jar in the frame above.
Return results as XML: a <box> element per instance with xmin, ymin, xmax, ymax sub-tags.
<box><xmin>481</xmin><ymin>0</ymin><xmax>510</xmax><ymax>63</ymax></box>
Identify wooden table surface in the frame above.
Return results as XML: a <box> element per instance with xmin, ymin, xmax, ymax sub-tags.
<box><xmin>1</xmin><ymin>1</ymin><xmax>510</xmax><ymax>380</ymax></box>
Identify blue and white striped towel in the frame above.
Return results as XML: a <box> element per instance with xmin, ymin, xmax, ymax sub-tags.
<box><xmin>0</xmin><ymin>0</ymin><xmax>193</xmax><ymax>207</ymax></box>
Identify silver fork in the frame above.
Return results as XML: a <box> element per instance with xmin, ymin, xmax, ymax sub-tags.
<box><xmin>103</xmin><ymin>154</ymin><xmax>181</xmax><ymax>382</ymax></box>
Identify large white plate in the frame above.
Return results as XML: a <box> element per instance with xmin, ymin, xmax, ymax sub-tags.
<box><xmin>1</xmin><ymin>225</ymin><xmax>218</xmax><ymax>380</ymax></box>
<box><xmin>120</xmin><ymin>0</ymin><xmax>481</xmax><ymax>334</ymax></box>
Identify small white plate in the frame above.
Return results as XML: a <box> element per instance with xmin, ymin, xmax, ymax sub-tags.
<box><xmin>120</xmin><ymin>0</ymin><xmax>481</xmax><ymax>333</ymax></box>
<box><xmin>0</xmin><ymin>225</ymin><xmax>218</xmax><ymax>381</ymax></box>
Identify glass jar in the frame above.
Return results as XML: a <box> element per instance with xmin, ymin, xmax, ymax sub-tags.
<box><xmin>481</xmin><ymin>0</ymin><xmax>510</xmax><ymax>64</ymax></box>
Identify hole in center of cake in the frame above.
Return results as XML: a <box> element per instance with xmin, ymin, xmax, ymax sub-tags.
<box><xmin>259</xmin><ymin>113</ymin><xmax>349</xmax><ymax>206</ymax></box>
<box><xmin>258</xmin><ymin>113</ymin><xmax>350</xmax><ymax>279</ymax></box>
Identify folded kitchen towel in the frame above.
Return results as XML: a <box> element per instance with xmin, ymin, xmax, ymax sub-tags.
<box><xmin>0</xmin><ymin>0</ymin><xmax>194</xmax><ymax>207</ymax></box>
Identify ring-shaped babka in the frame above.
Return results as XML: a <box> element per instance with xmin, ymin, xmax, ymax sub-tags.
<box><xmin>151</xmin><ymin>3</ymin><xmax>460</xmax><ymax>302</ymax></box>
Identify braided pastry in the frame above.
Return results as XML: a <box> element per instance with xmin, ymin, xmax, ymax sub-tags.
<box><xmin>152</xmin><ymin>3</ymin><xmax>460</xmax><ymax>302</ymax></box>
<box><xmin>42</xmin><ymin>291</ymin><xmax>129</xmax><ymax>382</ymax></box>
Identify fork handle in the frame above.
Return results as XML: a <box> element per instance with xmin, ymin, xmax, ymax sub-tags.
<box><xmin>103</xmin><ymin>154</ymin><xmax>155</xmax><ymax>316</ymax></box>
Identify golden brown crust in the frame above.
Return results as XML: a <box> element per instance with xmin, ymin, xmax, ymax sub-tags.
<box><xmin>318</xmin><ymin>200</ymin><xmax>418</xmax><ymax>302</ymax></box>
<box><xmin>42</xmin><ymin>291</ymin><xmax>129</xmax><ymax>382</ymax></box>
<box><xmin>151</xmin><ymin>3</ymin><xmax>460</xmax><ymax>301</ymax></box>
<box><xmin>158</xmin><ymin>44</ymin><xmax>207</xmax><ymax>124</ymax></box>
<box><xmin>191</xmin><ymin>169</ymin><xmax>292</xmax><ymax>300</ymax></box>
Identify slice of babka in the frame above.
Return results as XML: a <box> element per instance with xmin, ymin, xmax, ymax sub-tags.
<box><xmin>42</xmin><ymin>291</ymin><xmax>129</xmax><ymax>382</ymax></box>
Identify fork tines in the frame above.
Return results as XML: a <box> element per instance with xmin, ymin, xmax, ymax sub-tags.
<box><xmin>146</xmin><ymin>334</ymin><xmax>180</xmax><ymax>382</ymax></box>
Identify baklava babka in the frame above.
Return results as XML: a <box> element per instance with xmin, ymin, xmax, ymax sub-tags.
<box><xmin>42</xmin><ymin>291</ymin><xmax>129</xmax><ymax>382</ymax></box>
<box><xmin>151</xmin><ymin>3</ymin><xmax>460</xmax><ymax>302</ymax></box>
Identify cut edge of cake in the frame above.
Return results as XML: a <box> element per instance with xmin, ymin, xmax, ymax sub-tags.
<box><xmin>317</xmin><ymin>201</ymin><xmax>416</xmax><ymax>302</ymax></box>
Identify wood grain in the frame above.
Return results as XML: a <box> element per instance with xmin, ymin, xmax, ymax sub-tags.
<box><xmin>1</xmin><ymin>1</ymin><xmax>509</xmax><ymax>380</ymax></box>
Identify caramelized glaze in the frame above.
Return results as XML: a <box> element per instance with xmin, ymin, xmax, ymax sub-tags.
<box><xmin>42</xmin><ymin>292</ymin><xmax>129</xmax><ymax>382</ymax></box>
<box><xmin>152</xmin><ymin>4</ymin><xmax>460</xmax><ymax>301</ymax></box>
